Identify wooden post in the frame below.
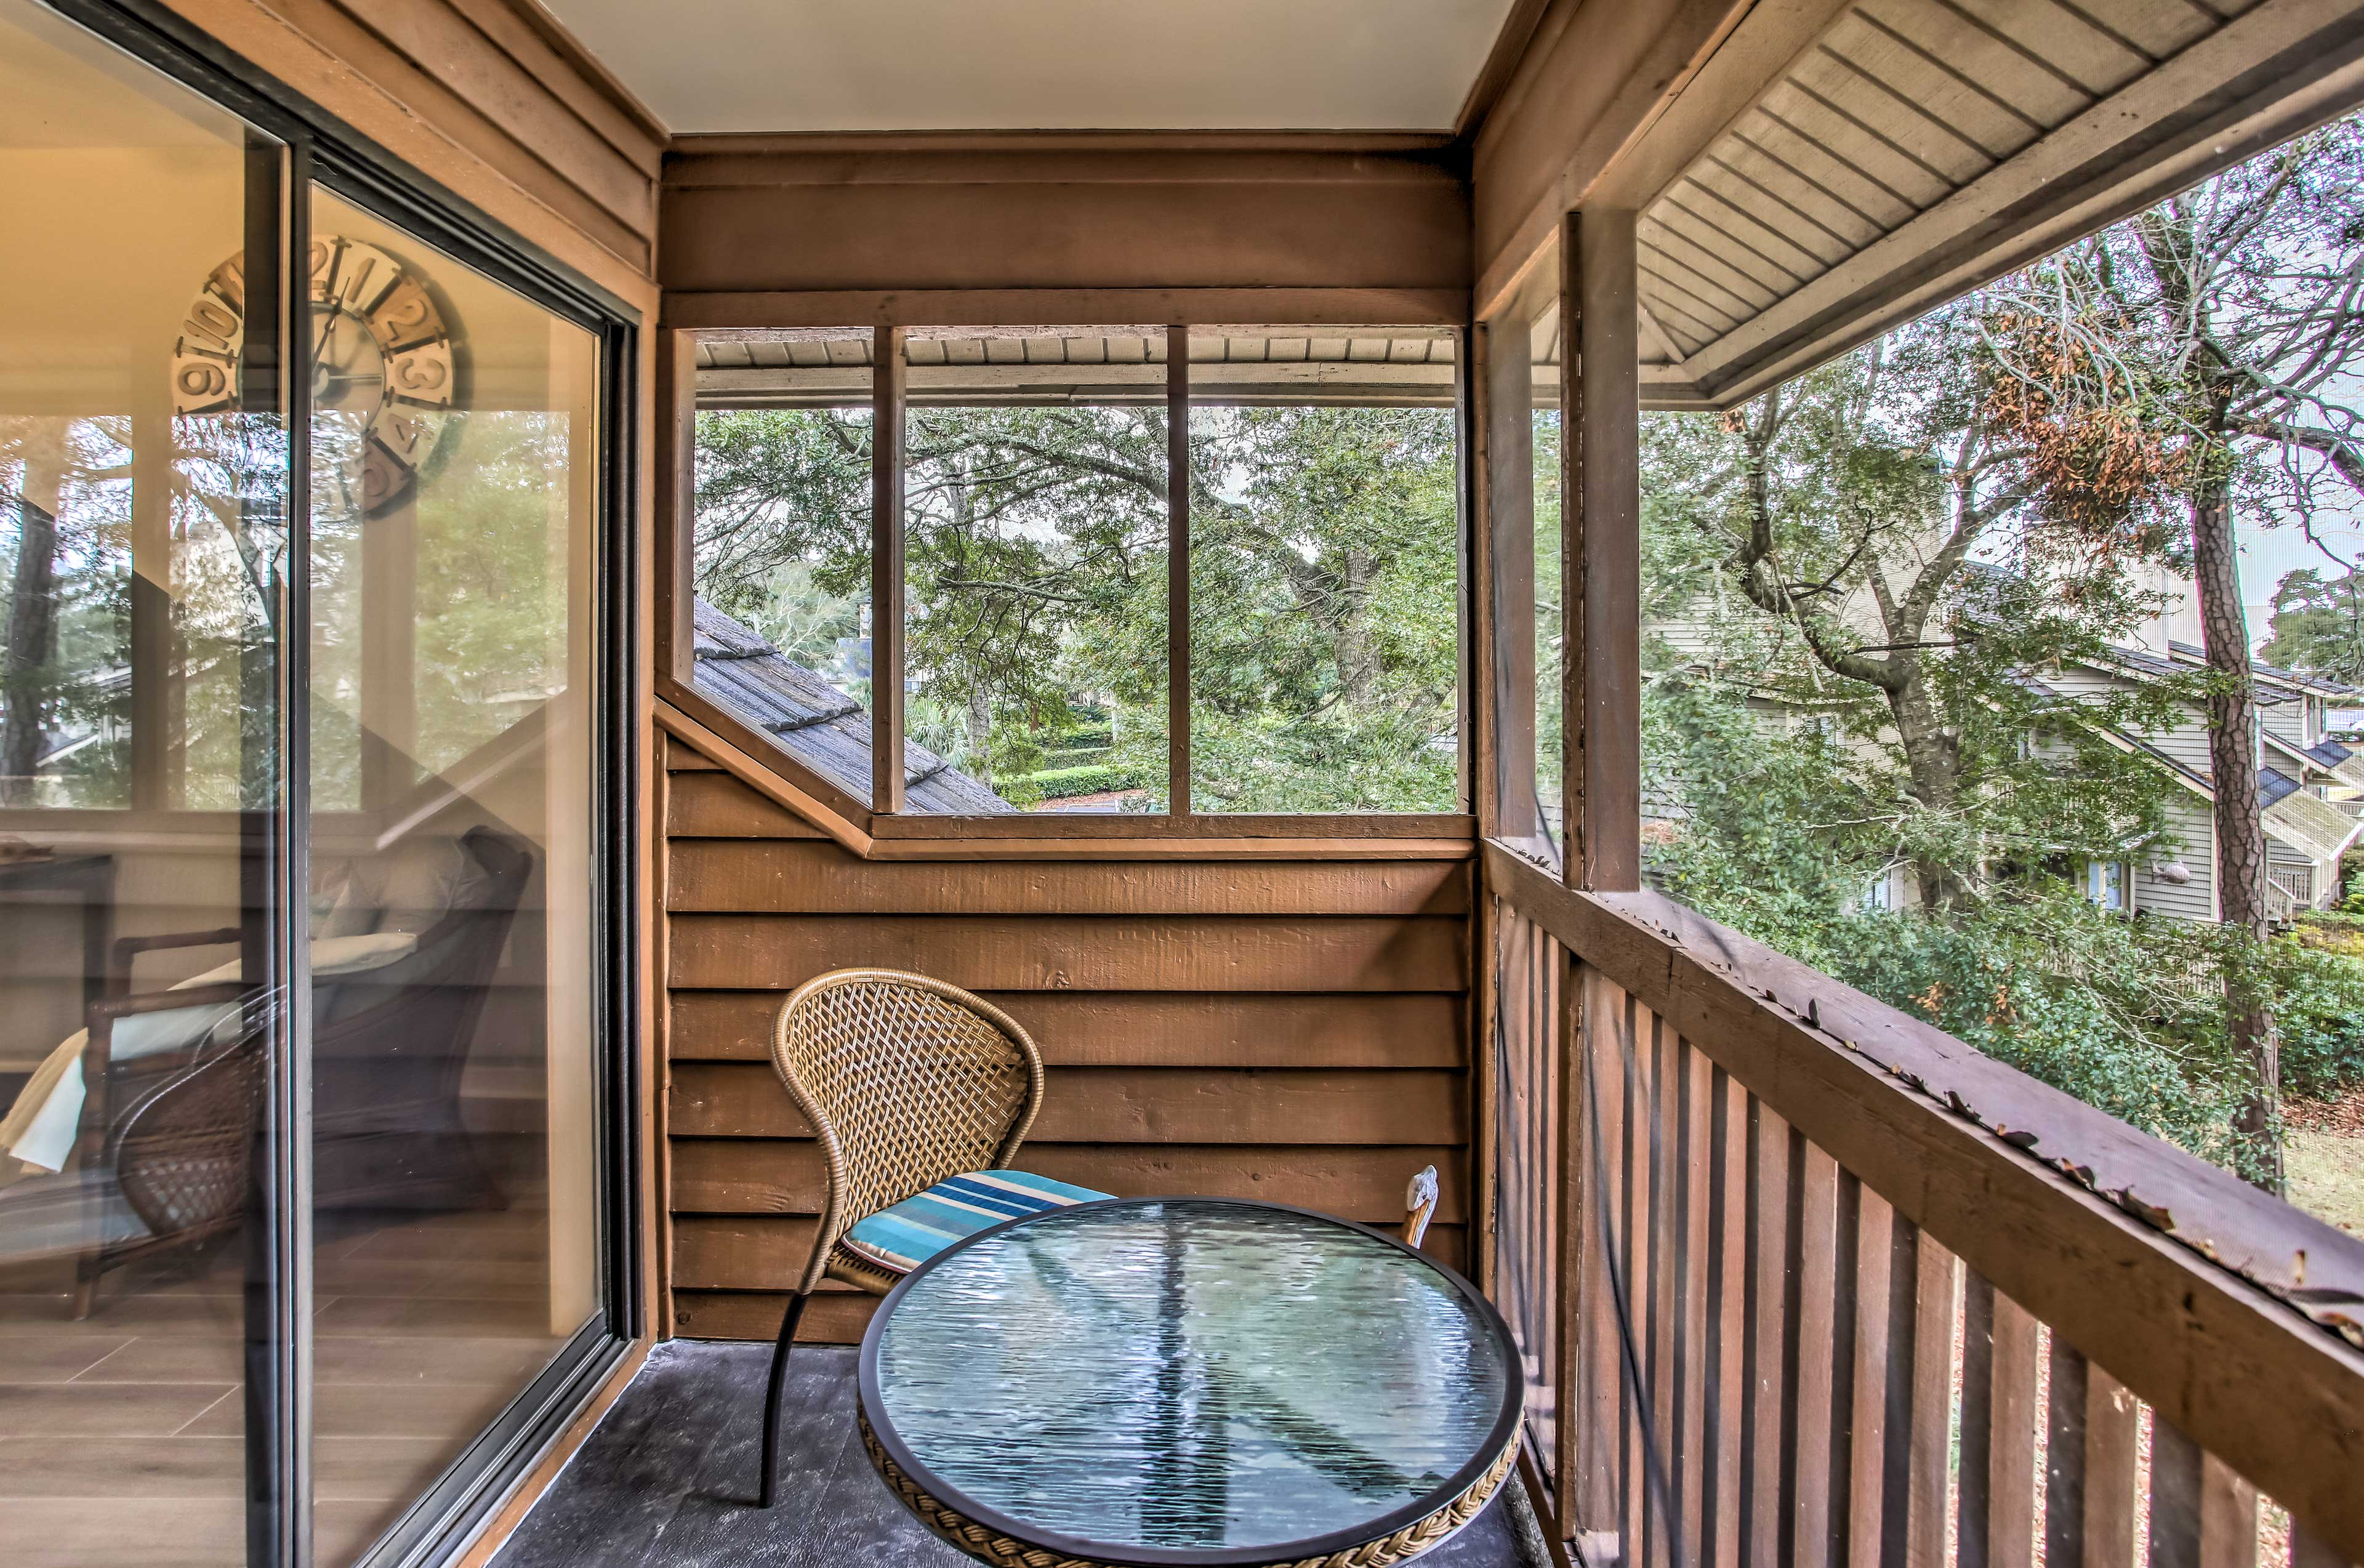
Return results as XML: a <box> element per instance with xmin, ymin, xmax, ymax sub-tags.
<box><xmin>873</xmin><ymin>325</ymin><xmax>906</xmax><ymax>814</ymax></box>
<box><xmin>1561</xmin><ymin>209</ymin><xmax>1642</xmax><ymax>893</ymax></box>
<box><xmin>655</xmin><ymin>328</ymin><xmax>699</xmax><ymax>683</ymax></box>
<box><xmin>1484</xmin><ymin>302</ymin><xmax>1543</xmax><ymax>848</ymax></box>
<box><xmin>1167</xmin><ymin>326</ymin><xmax>1191</xmax><ymax>817</ymax></box>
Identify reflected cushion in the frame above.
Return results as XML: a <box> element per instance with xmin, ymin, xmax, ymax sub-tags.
<box><xmin>840</xmin><ymin>1170</ymin><xmax>1109</xmax><ymax>1276</ymax></box>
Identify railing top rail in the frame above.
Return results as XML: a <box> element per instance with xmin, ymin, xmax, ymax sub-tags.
<box><xmin>1482</xmin><ymin>839</ymin><xmax>2364</xmax><ymax>1561</ymax></box>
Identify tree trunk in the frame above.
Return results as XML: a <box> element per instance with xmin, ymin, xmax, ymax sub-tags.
<box><xmin>4</xmin><ymin>441</ymin><xmax>65</xmax><ymax>806</ymax></box>
<box><xmin>1332</xmin><ymin>548</ymin><xmax>1380</xmax><ymax>708</ymax></box>
<box><xmin>1888</xmin><ymin>668</ymin><xmax>1967</xmax><ymax>908</ymax></box>
<box><xmin>965</xmin><ymin>682</ymin><xmax>992</xmax><ymax>786</ymax></box>
<box><xmin>2192</xmin><ymin>465</ymin><xmax>2282</xmax><ymax>1192</ymax></box>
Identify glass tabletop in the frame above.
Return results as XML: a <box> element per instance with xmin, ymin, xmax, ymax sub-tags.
<box><xmin>861</xmin><ymin>1197</ymin><xmax>1518</xmax><ymax>1563</ymax></box>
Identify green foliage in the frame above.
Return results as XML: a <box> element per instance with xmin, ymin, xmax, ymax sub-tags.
<box><xmin>2264</xmin><ymin>567</ymin><xmax>2364</xmax><ymax>685</ymax></box>
<box><xmin>1007</xmin><ymin>763</ymin><xmax>1142</xmax><ymax>801</ymax></box>
<box><xmin>1816</xmin><ymin>896</ymin><xmax>2257</xmax><ymax>1170</ymax></box>
<box><xmin>693</xmin><ymin>399</ymin><xmax>1461</xmax><ymax>813</ymax></box>
<box><xmin>1187</xmin><ymin>406</ymin><xmax>1460</xmax><ymax>812</ymax></box>
<box><xmin>2272</xmin><ymin>937</ymin><xmax>2364</xmax><ymax>1101</ymax></box>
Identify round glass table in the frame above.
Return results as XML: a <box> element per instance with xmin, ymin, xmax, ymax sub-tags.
<box><xmin>857</xmin><ymin>1197</ymin><xmax>1521</xmax><ymax>1568</ymax></box>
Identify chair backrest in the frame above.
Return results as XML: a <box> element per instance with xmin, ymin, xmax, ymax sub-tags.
<box><xmin>770</xmin><ymin>968</ymin><xmax>1045</xmax><ymax>1292</ymax></box>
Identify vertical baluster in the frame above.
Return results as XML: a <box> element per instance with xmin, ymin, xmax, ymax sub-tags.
<box><xmin>1788</xmin><ymin>1145</ymin><xmax>1841</xmax><ymax>1568</ymax></box>
<box><xmin>2084</xmin><ymin>1366</ymin><xmax>2141</xmax><ymax>1568</ymax></box>
<box><xmin>1873</xmin><ymin>1212</ymin><xmax>1918</xmax><ymax>1568</ymax></box>
<box><xmin>1541</xmin><ymin>936</ymin><xmax>1562</xmax><ymax>1460</ymax></box>
<box><xmin>1708</xmin><ymin>1069</ymin><xmax>1748</xmax><ymax>1568</ymax></box>
<box><xmin>1845</xmin><ymin>1190</ymin><xmax>1900</xmax><ymax>1568</ymax></box>
<box><xmin>1680</xmin><ymin>1039</ymin><xmax>1712</xmax><ymax>1568</ymax></box>
<box><xmin>2150</xmin><ymin>1415</ymin><xmax>2204</xmax><ymax>1568</ymax></box>
<box><xmin>1646</xmin><ymin>1008</ymin><xmax>1676</xmax><ymax>1568</ymax></box>
<box><xmin>1988</xmin><ymin>1295</ymin><xmax>2039</xmax><ymax>1568</ymax></box>
<box><xmin>1905</xmin><ymin>1237</ymin><xmax>1958</xmax><ymax>1568</ymax></box>
<box><xmin>2046</xmin><ymin>1337</ymin><xmax>2089</xmax><ymax>1568</ymax></box>
<box><xmin>1578</xmin><ymin>968</ymin><xmax>1626</xmax><ymax>1538</ymax></box>
<box><xmin>1621</xmin><ymin>989</ymin><xmax>1650</xmax><ymax>1564</ymax></box>
<box><xmin>1828</xmin><ymin>1171</ymin><xmax>1862</xmax><ymax>1568</ymax></box>
<box><xmin>1747</xmin><ymin>1104</ymin><xmax>1793</xmax><ymax>1568</ymax></box>
<box><xmin>1962</xmin><ymin>1272</ymin><xmax>1999</xmax><ymax>1568</ymax></box>
<box><xmin>2197</xmin><ymin>1456</ymin><xmax>2256</xmax><ymax>1568</ymax></box>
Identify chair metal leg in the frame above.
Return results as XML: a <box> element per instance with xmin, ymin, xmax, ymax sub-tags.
<box><xmin>757</xmin><ymin>1290</ymin><xmax>812</xmax><ymax>1508</ymax></box>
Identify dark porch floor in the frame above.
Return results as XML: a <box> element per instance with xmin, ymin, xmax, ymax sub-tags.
<box><xmin>493</xmin><ymin>1341</ymin><xmax>1542</xmax><ymax>1568</ymax></box>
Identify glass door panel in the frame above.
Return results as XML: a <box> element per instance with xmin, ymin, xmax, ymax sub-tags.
<box><xmin>0</xmin><ymin>2</ymin><xmax>291</xmax><ymax>1563</ymax></box>
<box><xmin>303</xmin><ymin>186</ymin><xmax>602</xmax><ymax>1567</ymax></box>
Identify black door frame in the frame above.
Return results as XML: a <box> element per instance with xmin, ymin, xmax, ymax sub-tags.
<box><xmin>25</xmin><ymin>4</ymin><xmax>644</xmax><ymax>1566</ymax></box>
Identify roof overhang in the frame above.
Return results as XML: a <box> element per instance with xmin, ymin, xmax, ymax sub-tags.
<box><xmin>694</xmin><ymin>326</ymin><xmax>1461</xmax><ymax>408</ymax></box>
<box><xmin>1591</xmin><ymin>0</ymin><xmax>2364</xmax><ymax>411</ymax></box>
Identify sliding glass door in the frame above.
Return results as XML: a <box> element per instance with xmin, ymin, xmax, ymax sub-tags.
<box><xmin>0</xmin><ymin>5</ymin><xmax>633</xmax><ymax>1566</ymax></box>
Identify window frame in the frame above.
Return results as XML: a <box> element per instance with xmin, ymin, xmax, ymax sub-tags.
<box><xmin>659</xmin><ymin>321</ymin><xmax>1478</xmax><ymax>845</ymax></box>
<box><xmin>15</xmin><ymin>5</ymin><xmax>646</xmax><ymax>1567</ymax></box>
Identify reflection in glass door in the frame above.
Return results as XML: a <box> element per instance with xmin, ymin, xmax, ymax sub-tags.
<box><xmin>304</xmin><ymin>188</ymin><xmax>605</xmax><ymax>1566</ymax></box>
<box><xmin>0</xmin><ymin>2</ymin><xmax>293</xmax><ymax>1563</ymax></box>
<box><xmin>0</xmin><ymin>5</ymin><xmax>623</xmax><ymax>1566</ymax></box>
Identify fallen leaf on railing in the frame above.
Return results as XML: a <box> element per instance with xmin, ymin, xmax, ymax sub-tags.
<box><xmin>2115</xmin><ymin>1191</ymin><xmax>2175</xmax><ymax>1231</ymax></box>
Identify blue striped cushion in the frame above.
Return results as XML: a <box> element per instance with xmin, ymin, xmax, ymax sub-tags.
<box><xmin>839</xmin><ymin>1170</ymin><xmax>1110</xmax><ymax>1275</ymax></box>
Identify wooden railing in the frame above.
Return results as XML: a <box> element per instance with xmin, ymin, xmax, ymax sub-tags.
<box><xmin>1481</xmin><ymin>842</ymin><xmax>2364</xmax><ymax>1568</ymax></box>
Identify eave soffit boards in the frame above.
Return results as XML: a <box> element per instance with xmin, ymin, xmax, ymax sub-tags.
<box><xmin>1609</xmin><ymin>0</ymin><xmax>2364</xmax><ymax>411</ymax></box>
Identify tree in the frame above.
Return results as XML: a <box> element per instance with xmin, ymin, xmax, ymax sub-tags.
<box><xmin>692</xmin><ymin>400</ymin><xmax>1461</xmax><ymax>810</ymax></box>
<box><xmin>2264</xmin><ymin>566</ymin><xmax>2364</xmax><ymax>683</ymax></box>
<box><xmin>1643</xmin><ymin>315</ymin><xmax>2187</xmax><ymax>912</ymax></box>
<box><xmin>1981</xmin><ymin>115</ymin><xmax>2364</xmax><ymax>1188</ymax></box>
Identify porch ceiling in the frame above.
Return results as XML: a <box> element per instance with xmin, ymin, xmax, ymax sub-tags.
<box><xmin>533</xmin><ymin>0</ymin><xmax>1520</xmax><ymax>135</ymax></box>
<box><xmin>1627</xmin><ymin>0</ymin><xmax>2364</xmax><ymax>409</ymax></box>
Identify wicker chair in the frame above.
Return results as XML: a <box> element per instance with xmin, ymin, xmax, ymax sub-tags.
<box><xmin>757</xmin><ymin>967</ymin><xmax>1087</xmax><ymax>1509</ymax></box>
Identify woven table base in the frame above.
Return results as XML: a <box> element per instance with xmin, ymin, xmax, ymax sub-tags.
<box><xmin>859</xmin><ymin>1410</ymin><xmax>1522</xmax><ymax>1568</ymax></box>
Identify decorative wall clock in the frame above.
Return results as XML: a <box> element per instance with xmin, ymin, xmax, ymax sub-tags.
<box><xmin>170</xmin><ymin>234</ymin><xmax>460</xmax><ymax>517</ymax></box>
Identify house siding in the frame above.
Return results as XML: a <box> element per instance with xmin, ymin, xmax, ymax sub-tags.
<box><xmin>654</xmin><ymin>731</ymin><xmax>1474</xmax><ymax>1343</ymax></box>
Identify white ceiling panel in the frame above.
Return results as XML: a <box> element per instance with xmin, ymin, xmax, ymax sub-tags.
<box><xmin>536</xmin><ymin>0</ymin><xmax>1518</xmax><ymax>134</ymax></box>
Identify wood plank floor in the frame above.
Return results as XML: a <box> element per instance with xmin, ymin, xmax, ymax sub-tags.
<box><xmin>491</xmin><ymin>1341</ymin><xmax>1542</xmax><ymax>1568</ymax></box>
<box><xmin>0</xmin><ymin>1199</ymin><xmax>574</xmax><ymax>1568</ymax></box>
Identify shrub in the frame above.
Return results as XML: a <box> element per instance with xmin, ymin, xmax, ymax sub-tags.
<box><xmin>1011</xmin><ymin>763</ymin><xmax>1141</xmax><ymax>800</ymax></box>
<box><xmin>2273</xmin><ymin>939</ymin><xmax>2364</xmax><ymax>1101</ymax></box>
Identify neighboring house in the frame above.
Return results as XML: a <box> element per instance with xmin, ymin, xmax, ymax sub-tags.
<box><xmin>2029</xmin><ymin>638</ymin><xmax>2362</xmax><ymax>922</ymax></box>
<box><xmin>690</xmin><ymin>599</ymin><xmax>1011</xmax><ymax>813</ymax></box>
<box><xmin>1649</xmin><ymin>574</ymin><xmax>2364</xmax><ymax>923</ymax></box>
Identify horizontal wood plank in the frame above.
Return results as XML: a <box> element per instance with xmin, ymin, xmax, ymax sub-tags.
<box><xmin>668</xmin><ymin>1140</ymin><xmax>1468</xmax><ymax>1224</ymax></box>
<box><xmin>666</xmin><ymin>771</ymin><xmax>826</xmax><ymax>839</ymax></box>
<box><xmin>669</xmin><ymin>1064</ymin><xmax>1469</xmax><ymax>1146</ymax></box>
<box><xmin>671</xmin><ymin>1213</ymin><xmax>1469</xmax><ymax>1293</ymax></box>
<box><xmin>675</xmin><ymin>1288</ymin><xmax>877</xmax><ymax>1345</ymax></box>
<box><xmin>667</xmin><ymin>989</ymin><xmax>1466</xmax><ymax>1068</ymax></box>
<box><xmin>666</xmin><ymin>914</ymin><xmax>1468</xmax><ymax>993</ymax></box>
<box><xmin>667</xmin><ymin>840</ymin><xmax>1472</xmax><ymax>915</ymax></box>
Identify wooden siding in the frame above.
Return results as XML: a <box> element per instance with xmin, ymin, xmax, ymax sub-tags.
<box><xmin>657</xmin><ymin>136</ymin><xmax>1472</xmax><ymax>328</ymax></box>
<box><xmin>2139</xmin><ymin>794</ymin><xmax>2219</xmax><ymax>925</ymax></box>
<box><xmin>658</xmin><ymin>733</ymin><xmax>1476</xmax><ymax>1343</ymax></box>
<box><xmin>156</xmin><ymin>0</ymin><xmax>664</xmax><ymax>292</ymax></box>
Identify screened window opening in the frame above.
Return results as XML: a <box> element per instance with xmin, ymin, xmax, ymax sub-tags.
<box><xmin>690</xmin><ymin>331</ymin><xmax>880</xmax><ymax>806</ymax></box>
<box><xmin>901</xmin><ymin>328</ymin><xmax>1172</xmax><ymax>814</ymax></box>
<box><xmin>1186</xmin><ymin>328</ymin><xmax>1463</xmax><ymax>814</ymax></box>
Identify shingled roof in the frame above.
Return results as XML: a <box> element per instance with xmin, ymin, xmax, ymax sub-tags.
<box><xmin>691</xmin><ymin>599</ymin><xmax>1010</xmax><ymax>814</ymax></box>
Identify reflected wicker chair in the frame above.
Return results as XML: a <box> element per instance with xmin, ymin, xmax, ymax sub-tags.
<box><xmin>755</xmin><ymin>967</ymin><xmax>1104</xmax><ymax>1509</ymax></box>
